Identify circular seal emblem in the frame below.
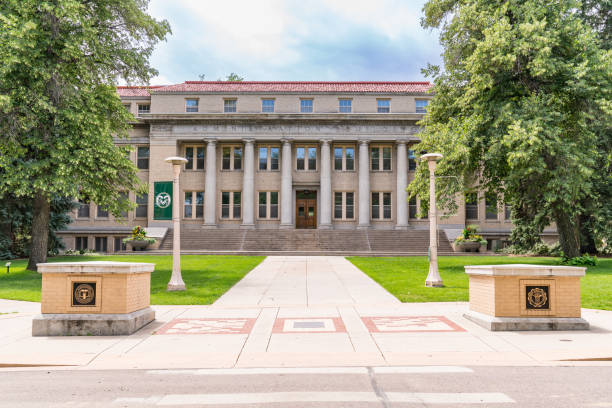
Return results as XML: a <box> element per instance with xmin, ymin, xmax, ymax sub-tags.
<box><xmin>527</xmin><ymin>287</ymin><xmax>548</xmax><ymax>308</ymax></box>
<box><xmin>74</xmin><ymin>283</ymin><xmax>95</xmax><ymax>305</ymax></box>
<box><xmin>155</xmin><ymin>192</ymin><xmax>171</xmax><ymax>208</ymax></box>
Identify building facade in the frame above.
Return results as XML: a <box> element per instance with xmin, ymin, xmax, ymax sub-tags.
<box><xmin>60</xmin><ymin>81</ymin><xmax>554</xmax><ymax>253</ymax></box>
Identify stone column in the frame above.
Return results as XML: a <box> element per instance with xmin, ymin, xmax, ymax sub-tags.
<box><xmin>319</xmin><ymin>139</ymin><xmax>332</xmax><ymax>229</ymax></box>
<box><xmin>395</xmin><ymin>140</ymin><xmax>408</xmax><ymax>230</ymax></box>
<box><xmin>358</xmin><ymin>139</ymin><xmax>370</xmax><ymax>229</ymax></box>
<box><xmin>241</xmin><ymin>138</ymin><xmax>255</xmax><ymax>228</ymax></box>
<box><xmin>280</xmin><ymin>138</ymin><xmax>293</xmax><ymax>228</ymax></box>
<box><xmin>203</xmin><ymin>138</ymin><xmax>217</xmax><ymax>228</ymax></box>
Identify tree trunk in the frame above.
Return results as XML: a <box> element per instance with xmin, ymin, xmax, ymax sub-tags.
<box><xmin>27</xmin><ymin>193</ymin><xmax>51</xmax><ymax>271</ymax></box>
<box><xmin>554</xmin><ymin>210</ymin><xmax>581</xmax><ymax>258</ymax></box>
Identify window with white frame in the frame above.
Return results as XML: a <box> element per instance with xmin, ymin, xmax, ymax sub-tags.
<box><xmin>258</xmin><ymin>146</ymin><xmax>280</xmax><ymax>171</ymax></box>
<box><xmin>296</xmin><ymin>146</ymin><xmax>317</xmax><ymax>170</ymax></box>
<box><xmin>300</xmin><ymin>99</ymin><xmax>313</xmax><ymax>113</ymax></box>
<box><xmin>222</xmin><ymin>146</ymin><xmax>242</xmax><ymax>170</ymax></box>
<box><xmin>137</xmin><ymin>104</ymin><xmax>150</xmax><ymax>116</ymax></box>
<box><xmin>137</xmin><ymin>146</ymin><xmax>149</xmax><ymax>169</ymax></box>
<box><xmin>185</xmin><ymin>145</ymin><xmax>205</xmax><ymax>170</ymax></box>
<box><xmin>224</xmin><ymin>99</ymin><xmax>237</xmax><ymax>113</ymax></box>
<box><xmin>408</xmin><ymin>149</ymin><xmax>417</xmax><ymax>171</ymax></box>
<box><xmin>371</xmin><ymin>192</ymin><xmax>392</xmax><ymax>220</ymax></box>
<box><xmin>135</xmin><ymin>194</ymin><xmax>148</xmax><ymax>218</ymax></box>
<box><xmin>465</xmin><ymin>193</ymin><xmax>478</xmax><ymax>220</ymax></box>
<box><xmin>377</xmin><ymin>99</ymin><xmax>390</xmax><ymax>113</ymax></box>
<box><xmin>185</xmin><ymin>98</ymin><xmax>199</xmax><ymax>112</ymax></box>
<box><xmin>184</xmin><ymin>191</ymin><xmax>204</xmax><ymax>219</ymax></box>
<box><xmin>333</xmin><ymin>146</ymin><xmax>355</xmax><ymax>171</ymax></box>
<box><xmin>371</xmin><ymin>146</ymin><xmax>392</xmax><ymax>171</ymax></box>
<box><xmin>261</xmin><ymin>99</ymin><xmax>275</xmax><ymax>113</ymax></box>
<box><xmin>258</xmin><ymin>191</ymin><xmax>279</xmax><ymax>219</ymax></box>
<box><xmin>221</xmin><ymin>191</ymin><xmax>241</xmax><ymax>219</ymax></box>
<box><xmin>338</xmin><ymin>98</ymin><xmax>352</xmax><ymax>113</ymax></box>
<box><xmin>334</xmin><ymin>192</ymin><xmax>354</xmax><ymax>220</ymax></box>
<box><xmin>416</xmin><ymin>99</ymin><xmax>429</xmax><ymax>113</ymax></box>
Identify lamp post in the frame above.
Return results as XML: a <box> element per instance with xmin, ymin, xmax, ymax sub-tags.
<box><xmin>421</xmin><ymin>153</ymin><xmax>444</xmax><ymax>288</ymax></box>
<box><xmin>165</xmin><ymin>156</ymin><xmax>188</xmax><ymax>291</ymax></box>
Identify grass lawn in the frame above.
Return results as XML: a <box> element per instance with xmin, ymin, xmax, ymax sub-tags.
<box><xmin>347</xmin><ymin>256</ymin><xmax>612</xmax><ymax>311</ymax></box>
<box><xmin>0</xmin><ymin>255</ymin><xmax>264</xmax><ymax>305</ymax></box>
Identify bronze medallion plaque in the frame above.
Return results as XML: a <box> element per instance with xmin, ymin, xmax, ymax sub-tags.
<box><xmin>72</xmin><ymin>282</ymin><xmax>96</xmax><ymax>306</ymax></box>
<box><xmin>526</xmin><ymin>286</ymin><xmax>549</xmax><ymax>310</ymax></box>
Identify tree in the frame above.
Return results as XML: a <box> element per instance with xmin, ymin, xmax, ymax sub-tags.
<box><xmin>220</xmin><ymin>72</ymin><xmax>244</xmax><ymax>81</ymax></box>
<box><xmin>408</xmin><ymin>0</ymin><xmax>611</xmax><ymax>257</ymax></box>
<box><xmin>0</xmin><ymin>0</ymin><xmax>171</xmax><ymax>269</ymax></box>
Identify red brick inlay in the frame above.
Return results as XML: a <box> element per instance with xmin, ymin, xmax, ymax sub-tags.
<box><xmin>272</xmin><ymin>317</ymin><xmax>347</xmax><ymax>334</ymax></box>
<box><xmin>361</xmin><ymin>316</ymin><xmax>465</xmax><ymax>333</ymax></box>
<box><xmin>156</xmin><ymin>318</ymin><xmax>256</xmax><ymax>335</ymax></box>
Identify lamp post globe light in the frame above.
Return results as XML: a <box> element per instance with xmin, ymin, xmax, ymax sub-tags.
<box><xmin>165</xmin><ymin>156</ymin><xmax>188</xmax><ymax>291</ymax></box>
<box><xmin>420</xmin><ymin>153</ymin><xmax>444</xmax><ymax>288</ymax></box>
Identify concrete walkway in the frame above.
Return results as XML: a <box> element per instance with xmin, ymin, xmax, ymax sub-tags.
<box><xmin>1</xmin><ymin>256</ymin><xmax>612</xmax><ymax>371</ymax></box>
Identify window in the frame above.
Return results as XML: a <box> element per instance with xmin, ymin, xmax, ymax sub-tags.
<box><xmin>372</xmin><ymin>192</ymin><xmax>392</xmax><ymax>220</ymax></box>
<box><xmin>371</xmin><ymin>146</ymin><xmax>392</xmax><ymax>171</ymax></box>
<box><xmin>136</xmin><ymin>194</ymin><xmax>148</xmax><ymax>218</ymax></box>
<box><xmin>505</xmin><ymin>204</ymin><xmax>511</xmax><ymax>220</ymax></box>
<box><xmin>77</xmin><ymin>199</ymin><xmax>89</xmax><ymax>218</ymax></box>
<box><xmin>119</xmin><ymin>192</ymin><xmax>129</xmax><ymax>218</ymax></box>
<box><xmin>296</xmin><ymin>146</ymin><xmax>317</xmax><ymax>170</ymax></box>
<box><xmin>97</xmin><ymin>205</ymin><xmax>108</xmax><ymax>218</ymax></box>
<box><xmin>408</xmin><ymin>149</ymin><xmax>417</xmax><ymax>171</ymax></box>
<box><xmin>114</xmin><ymin>237</ymin><xmax>127</xmax><ymax>252</ymax></box>
<box><xmin>416</xmin><ymin>99</ymin><xmax>429</xmax><ymax>113</ymax></box>
<box><xmin>137</xmin><ymin>104</ymin><xmax>150</xmax><ymax>116</ymax></box>
<box><xmin>465</xmin><ymin>193</ymin><xmax>478</xmax><ymax>220</ymax></box>
<box><xmin>75</xmin><ymin>237</ymin><xmax>88</xmax><ymax>251</ymax></box>
<box><xmin>221</xmin><ymin>191</ymin><xmax>241</xmax><ymax>219</ymax></box>
<box><xmin>185</xmin><ymin>145</ymin><xmax>205</xmax><ymax>170</ymax></box>
<box><xmin>300</xmin><ymin>99</ymin><xmax>313</xmax><ymax>113</ymax></box>
<box><xmin>339</xmin><ymin>99</ymin><xmax>352</xmax><ymax>113</ymax></box>
<box><xmin>261</xmin><ymin>99</ymin><xmax>275</xmax><ymax>113</ymax></box>
<box><xmin>377</xmin><ymin>99</ymin><xmax>390</xmax><ymax>113</ymax></box>
<box><xmin>485</xmin><ymin>192</ymin><xmax>498</xmax><ymax>220</ymax></box>
<box><xmin>258</xmin><ymin>146</ymin><xmax>280</xmax><ymax>171</ymax></box>
<box><xmin>224</xmin><ymin>99</ymin><xmax>237</xmax><ymax>113</ymax></box>
<box><xmin>185</xmin><ymin>99</ymin><xmax>199</xmax><ymax>113</ymax></box>
<box><xmin>258</xmin><ymin>191</ymin><xmax>279</xmax><ymax>219</ymax></box>
<box><xmin>137</xmin><ymin>146</ymin><xmax>149</xmax><ymax>170</ymax></box>
<box><xmin>95</xmin><ymin>237</ymin><xmax>108</xmax><ymax>252</ymax></box>
<box><xmin>184</xmin><ymin>191</ymin><xmax>204</xmax><ymax>219</ymax></box>
<box><xmin>334</xmin><ymin>146</ymin><xmax>355</xmax><ymax>171</ymax></box>
<box><xmin>409</xmin><ymin>197</ymin><xmax>417</xmax><ymax>219</ymax></box>
<box><xmin>334</xmin><ymin>192</ymin><xmax>354</xmax><ymax>220</ymax></box>
<box><xmin>222</xmin><ymin>146</ymin><xmax>242</xmax><ymax>170</ymax></box>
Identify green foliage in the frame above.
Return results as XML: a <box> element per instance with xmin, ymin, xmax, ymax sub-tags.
<box><xmin>500</xmin><ymin>242</ymin><xmax>563</xmax><ymax>256</ymax></box>
<box><xmin>410</xmin><ymin>0</ymin><xmax>612</xmax><ymax>258</ymax></box>
<box><xmin>0</xmin><ymin>195</ymin><xmax>76</xmax><ymax>259</ymax></box>
<box><xmin>222</xmin><ymin>73</ymin><xmax>244</xmax><ymax>81</ymax></box>
<box><xmin>561</xmin><ymin>254</ymin><xmax>598</xmax><ymax>266</ymax></box>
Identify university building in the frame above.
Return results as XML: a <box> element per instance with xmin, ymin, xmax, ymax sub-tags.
<box><xmin>59</xmin><ymin>81</ymin><xmax>556</xmax><ymax>254</ymax></box>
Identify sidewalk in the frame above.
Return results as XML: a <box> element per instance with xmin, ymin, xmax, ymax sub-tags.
<box><xmin>1</xmin><ymin>256</ymin><xmax>611</xmax><ymax>371</ymax></box>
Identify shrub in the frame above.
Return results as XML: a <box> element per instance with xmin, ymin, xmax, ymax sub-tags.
<box><xmin>561</xmin><ymin>254</ymin><xmax>597</xmax><ymax>266</ymax></box>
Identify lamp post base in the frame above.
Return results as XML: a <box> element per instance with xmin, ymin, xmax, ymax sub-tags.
<box><xmin>425</xmin><ymin>280</ymin><xmax>444</xmax><ymax>288</ymax></box>
<box><xmin>167</xmin><ymin>282</ymin><xmax>186</xmax><ymax>291</ymax></box>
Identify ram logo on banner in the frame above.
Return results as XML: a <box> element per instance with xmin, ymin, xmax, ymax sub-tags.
<box><xmin>154</xmin><ymin>181</ymin><xmax>173</xmax><ymax>220</ymax></box>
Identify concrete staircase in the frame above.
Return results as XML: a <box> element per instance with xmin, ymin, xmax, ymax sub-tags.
<box><xmin>158</xmin><ymin>228</ymin><xmax>453</xmax><ymax>255</ymax></box>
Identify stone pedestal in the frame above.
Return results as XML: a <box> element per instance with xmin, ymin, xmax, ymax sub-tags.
<box><xmin>32</xmin><ymin>261</ymin><xmax>155</xmax><ymax>336</ymax></box>
<box><xmin>464</xmin><ymin>264</ymin><xmax>589</xmax><ymax>331</ymax></box>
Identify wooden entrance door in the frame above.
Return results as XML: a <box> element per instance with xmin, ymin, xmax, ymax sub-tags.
<box><xmin>296</xmin><ymin>190</ymin><xmax>317</xmax><ymax>229</ymax></box>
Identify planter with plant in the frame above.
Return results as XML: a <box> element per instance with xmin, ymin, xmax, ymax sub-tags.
<box><xmin>454</xmin><ymin>225</ymin><xmax>487</xmax><ymax>252</ymax></box>
<box><xmin>123</xmin><ymin>226</ymin><xmax>156</xmax><ymax>251</ymax></box>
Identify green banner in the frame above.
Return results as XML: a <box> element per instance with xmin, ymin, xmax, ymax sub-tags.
<box><xmin>153</xmin><ymin>181</ymin><xmax>173</xmax><ymax>220</ymax></box>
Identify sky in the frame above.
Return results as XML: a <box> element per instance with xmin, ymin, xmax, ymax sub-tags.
<box><xmin>146</xmin><ymin>0</ymin><xmax>443</xmax><ymax>85</ymax></box>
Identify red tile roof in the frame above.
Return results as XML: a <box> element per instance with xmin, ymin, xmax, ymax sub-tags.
<box><xmin>152</xmin><ymin>81</ymin><xmax>432</xmax><ymax>94</ymax></box>
<box><xmin>116</xmin><ymin>86</ymin><xmax>163</xmax><ymax>97</ymax></box>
